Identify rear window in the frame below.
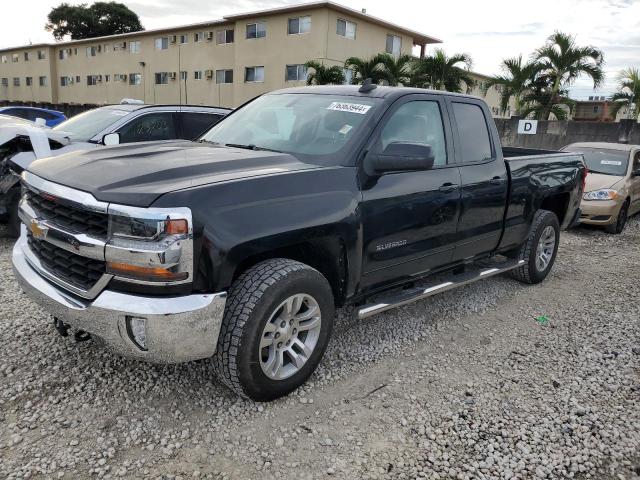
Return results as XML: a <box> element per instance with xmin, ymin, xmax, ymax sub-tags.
<box><xmin>452</xmin><ymin>102</ymin><xmax>493</xmax><ymax>163</ymax></box>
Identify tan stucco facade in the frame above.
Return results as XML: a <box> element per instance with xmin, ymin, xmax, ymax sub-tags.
<box><xmin>0</xmin><ymin>2</ymin><xmax>432</xmax><ymax>109</ymax></box>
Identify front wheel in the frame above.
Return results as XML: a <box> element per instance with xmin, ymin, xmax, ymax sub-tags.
<box><xmin>605</xmin><ymin>200</ymin><xmax>628</xmax><ymax>234</ymax></box>
<box><xmin>509</xmin><ymin>210</ymin><xmax>560</xmax><ymax>284</ymax></box>
<box><xmin>212</xmin><ymin>258</ymin><xmax>334</xmax><ymax>401</ymax></box>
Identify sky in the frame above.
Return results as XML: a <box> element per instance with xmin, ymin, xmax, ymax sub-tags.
<box><xmin>2</xmin><ymin>0</ymin><xmax>639</xmax><ymax>99</ymax></box>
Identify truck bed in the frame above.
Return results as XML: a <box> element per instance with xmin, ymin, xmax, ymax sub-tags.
<box><xmin>502</xmin><ymin>146</ymin><xmax>562</xmax><ymax>158</ymax></box>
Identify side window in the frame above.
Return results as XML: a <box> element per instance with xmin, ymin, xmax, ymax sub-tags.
<box><xmin>633</xmin><ymin>152</ymin><xmax>640</xmax><ymax>171</ymax></box>
<box><xmin>117</xmin><ymin>113</ymin><xmax>177</xmax><ymax>143</ymax></box>
<box><xmin>181</xmin><ymin>113</ymin><xmax>223</xmax><ymax>139</ymax></box>
<box><xmin>379</xmin><ymin>100</ymin><xmax>447</xmax><ymax>166</ymax></box>
<box><xmin>451</xmin><ymin>102</ymin><xmax>493</xmax><ymax>163</ymax></box>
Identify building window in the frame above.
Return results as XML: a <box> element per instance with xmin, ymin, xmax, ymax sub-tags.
<box><xmin>113</xmin><ymin>41</ymin><xmax>127</xmax><ymax>51</ymax></box>
<box><xmin>60</xmin><ymin>76</ymin><xmax>70</xmax><ymax>87</ymax></box>
<box><xmin>216</xmin><ymin>29</ymin><xmax>234</xmax><ymax>44</ymax></box>
<box><xmin>87</xmin><ymin>75</ymin><xmax>99</xmax><ymax>86</ymax></box>
<box><xmin>179</xmin><ymin>34</ymin><xmax>188</xmax><ymax>44</ymax></box>
<box><xmin>129</xmin><ymin>41</ymin><xmax>141</xmax><ymax>53</ymax></box>
<box><xmin>86</xmin><ymin>46</ymin><xmax>99</xmax><ymax>57</ymax></box>
<box><xmin>1</xmin><ymin>55</ymin><xmax>6</xmax><ymax>63</ymax></box>
<box><xmin>104</xmin><ymin>44</ymin><xmax>111</xmax><ymax>53</ymax></box>
<box><xmin>38</xmin><ymin>50</ymin><xmax>46</xmax><ymax>60</ymax></box>
<box><xmin>286</xmin><ymin>64</ymin><xmax>307</xmax><ymax>82</ymax></box>
<box><xmin>245</xmin><ymin>66</ymin><xmax>265</xmax><ymax>82</ymax></box>
<box><xmin>180</xmin><ymin>71</ymin><xmax>187</xmax><ymax>81</ymax></box>
<box><xmin>12</xmin><ymin>54</ymin><xmax>19</xmax><ymax>63</ymax></box>
<box><xmin>26</xmin><ymin>77</ymin><xmax>33</xmax><ymax>86</ymax></box>
<box><xmin>13</xmin><ymin>77</ymin><xmax>20</xmax><ymax>86</ymax></box>
<box><xmin>75</xmin><ymin>75</ymin><xmax>81</xmax><ymax>83</ymax></box>
<box><xmin>288</xmin><ymin>16</ymin><xmax>311</xmax><ymax>34</ymax></box>
<box><xmin>385</xmin><ymin>34</ymin><xmax>402</xmax><ymax>57</ymax></box>
<box><xmin>24</xmin><ymin>52</ymin><xmax>30</xmax><ymax>61</ymax></box>
<box><xmin>39</xmin><ymin>76</ymin><xmax>48</xmax><ymax>87</ymax></box>
<box><xmin>246</xmin><ymin>22</ymin><xmax>266</xmax><ymax>39</ymax></box>
<box><xmin>593</xmin><ymin>105</ymin><xmax>599</xmax><ymax>113</ymax></box>
<box><xmin>129</xmin><ymin>73</ymin><xmax>141</xmax><ymax>85</ymax></box>
<box><xmin>194</xmin><ymin>71</ymin><xmax>203</xmax><ymax>80</ymax></box>
<box><xmin>155</xmin><ymin>37</ymin><xmax>169</xmax><ymax>50</ymax></box>
<box><xmin>337</xmin><ymin>19</ymin><xmax>356</xmax><ymax>39</ymax></box>
<box><xmin>59</xmin><ymin>49</ymin><xmax>69</xmax><ymax>60</ymax></box>
<box><xmin>194</xmin><ymin>31</ymin><xmax>206</xmax><ymax>42</ymax></box>
<box><xmin>155</xmin><ymin>72</ymin><xmax>169</xmax><ymax>84</ymax></box>
<box><xmin>1</xmin><ymin>78</ymin><xmax>7</xmax><ymax>87</ymax></box>
<box><xmin>216</xmin><ymin>69</ymin><xmax>233</xmax><ymax>84</ymax></box>
<box><xmin>105</xmin><ymin>74</ymin><xmax>111</xmax><ymax>82</ymax></box>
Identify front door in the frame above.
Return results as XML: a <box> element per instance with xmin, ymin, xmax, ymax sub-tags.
<box><xmin>360</xmin><ymin>95</ymin><xmax>461</xmax><ymax>291</ymax></box>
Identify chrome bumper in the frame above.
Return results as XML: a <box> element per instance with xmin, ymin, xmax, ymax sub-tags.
<box><xmin>12</xmin><ymin>235</ymin><xmax>227</xmax><ymax>364</ymax></box>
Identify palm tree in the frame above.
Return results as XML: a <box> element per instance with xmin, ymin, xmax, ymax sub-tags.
<box><xmin>483</xmin><ymin>55</ymin><xmax>541</xmax><ymax>116</ymax></box>
<box><xmin>304</xmin><ymin>61</ymin><xmax>345</xmax><ymax>86</ymax></box>
<box><xmin>519</xmin><ymin>74</ymin><xmax>575</xmax><ymax>120</ymax></box>
<box><xmin>410</xmin><ymin>49</ymin><xmax>475</xmax><ymax>93</ymax></box>
<box><xmin>534</xmin><ymin>31</ymin><xmax>604</xmax><ymax>120</ymax></box>
<box><xmin>609</xmin><ymin>67</ymin><xmax>640</xmax><ymax>120</ymax></box>
<box><xmin>344</xmin><ymin>54</ymin><xmax>389</xmax><ymax>85</ymax></box>
<box><xmin>378</xmin><ymin>53</ymin><xmax>415</xmax><ymax>86</ymax></box>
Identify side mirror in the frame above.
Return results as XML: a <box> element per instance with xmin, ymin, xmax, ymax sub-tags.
<box><xmin>366</xmin><ymin>142</ymin><xmax>435</xmax><ymax>175</ymax></box>
<box><xmin>102</xmin><ymin>133</ymin><xmax>121</xmax><ymax>146</ymax></box>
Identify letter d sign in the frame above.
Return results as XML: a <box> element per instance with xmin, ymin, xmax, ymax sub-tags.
<box><xmin>518</xmin><ymin>119</ymin><xmax>538</xmax><ymax>135</ymax></box>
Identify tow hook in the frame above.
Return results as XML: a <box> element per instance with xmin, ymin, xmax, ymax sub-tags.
<box><xmin>53</xmin><ymin>317</ymin><xmax>70</xmax><ymax>337</ymax></box>
<box><xmin>74</xmin><ymin>330</ymin><xmax>91</xmax><ymax>342</ymax></box>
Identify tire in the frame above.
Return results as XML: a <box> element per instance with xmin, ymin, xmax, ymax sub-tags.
<box><xmin>605</xmin><ymin>200</ymin><xmax>628</xmax><ymax>234</ymax></box>
<box><xmin>6</xmin><ymin>187</ymin><xmax>21</xmax><ymax>238</ymax></box>
<box><xmin>509</xmin><ymin>210</ymin><xmax>560</xmax><ymax>285</ymax></box>
<box><xmin>212</xmin><ymin>258</ymin><xmax>335</xmax><ymax>401</ymax></box>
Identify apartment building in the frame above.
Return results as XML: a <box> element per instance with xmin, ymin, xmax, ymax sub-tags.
<box><xmin>469</xmin><ymin>72</ymin><xmax>516</xmax><ymax>119</ymax></box>
<box><xmin>0</xmin><ymin>1</ymin><xmax>439</xmax><ymax>109</ymax></box>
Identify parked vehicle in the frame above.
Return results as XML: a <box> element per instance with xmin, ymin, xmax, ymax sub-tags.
<box><xmin>0</xmin><ymin>103</ymin><xmax>230</xmax><ymax>236</ymax></box>
<box><xmin>0</xmin><ymin>106</ymin><xmax>66</xmax><ymax>127</ymax></box>
<box><xmin>562</xmin><ymin>142</ymin><xmax>640</xmax><ymax>234</ymax></box>
<box><xmin>12</xmin><ymin>85</ymin><xmax>586</xmax><ymax>401</ymax></box>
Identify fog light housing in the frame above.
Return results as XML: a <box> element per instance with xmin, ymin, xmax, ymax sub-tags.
<box><xmin>126</xmin><ymin>316</ymin><xmax>148</xmax><ymax>350</ymax></box>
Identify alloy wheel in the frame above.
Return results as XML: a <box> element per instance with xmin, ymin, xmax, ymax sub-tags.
<box><xmin>535</xmin><ymin>225</ymin><xmax>556</xmax><ymax>272</ymax></box>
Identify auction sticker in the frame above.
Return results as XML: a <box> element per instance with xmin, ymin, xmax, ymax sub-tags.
<box><xmin>327</xmin><ymin>102</ymin><xmax>372</xmax><ymax>115</ymax></box>
<box><xmin>602</xmin><ymin>160</ymin><xmax>622</xmax><ymax>165</ymax></box>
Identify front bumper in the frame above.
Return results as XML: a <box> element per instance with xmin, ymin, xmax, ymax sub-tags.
<box><xmin>12</xmin><ymin>235</ymin><xmax>227</xmax><ymax>364</ymax></box>
<box><xmin>579</xmin><ymin>199</ymin><xmax>620</xmax><ymax>226</ymax></box>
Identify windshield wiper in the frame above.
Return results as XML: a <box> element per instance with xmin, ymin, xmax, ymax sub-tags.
<box><xmin>224</xmin><ymin>143</ymin><xmax>283</xmax><ymax>153</ymax></box>
<box><xmin>586</xmin><ymin>169</ymin><xmax>614</xmax><ymax>175</ymax></box>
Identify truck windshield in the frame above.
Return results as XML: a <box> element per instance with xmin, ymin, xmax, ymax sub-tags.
<box><xmin>564</xmin><ymin>147</ymin><xmax>629</xmax><ymax>176</ymax></box>
<box><xmin>201</xmin><ymin>93</ymin><xmax>381</xmax><ymax>165</ymax></box>
<box><xmin>52</xmin><ymin>107</ymin><xmax>130</xmax><ymax>142</ymax></box>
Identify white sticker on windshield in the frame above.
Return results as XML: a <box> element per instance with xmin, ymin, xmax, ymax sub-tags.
<box><xmin>327</xmin><ymin>102</ymin><xmax>372</xmax><ymax>115</ymax></box>
<box><xmin>601</xmin><ymin>160</ymin><xmax>622</xmax><ymax>166</ymax></box>
<box><xmin>339</xmin><ymin>124</ymin><xmax>353</xmax><ymax>135</ymax></box>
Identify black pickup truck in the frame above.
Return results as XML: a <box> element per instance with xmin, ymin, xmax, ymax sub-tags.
<box><xmin>12</xmin><ymin>85</ymin><xmax>586</xmax><ymax>401</ymax></box>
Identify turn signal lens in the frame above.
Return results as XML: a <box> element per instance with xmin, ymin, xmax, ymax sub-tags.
<box><xmin>107</xmin><ymin>262</ymin><xmax>189</xmax><ymax>282</ymax></box>
<box><xmin>165</xmin><ymin>219</ymin><xmax>188</xmax><ymax>235</ymax></box>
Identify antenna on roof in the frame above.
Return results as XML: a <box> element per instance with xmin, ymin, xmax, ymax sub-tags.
<box><xmin>359</xmin><ymin>78</ymin><xmax>377</xmax><ymax>93</ymax></box>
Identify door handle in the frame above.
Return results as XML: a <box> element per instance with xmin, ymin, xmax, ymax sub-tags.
<box><xmin>438</xmin><ymin>182</ymin><xmax>459</xmax><ymax>193</ymax></box>
<box><xmin>489</xmin><ymin>176</ymin><xmax>504</xmax><ymax>185</ymax></box>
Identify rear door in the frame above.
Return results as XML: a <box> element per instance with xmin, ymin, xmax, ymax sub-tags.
<box><xmin>115</xmin><ymin>111</ymin><xmax>179</xmax><ymax>143</ymax></box>
<box><xmin>360</xmin><ymin>94</ymin><xmax>461</xmax><ymax>290</ymax></box>
<box><xmin>447</xmin><ymin>98</ymin><xmax>508</xmax><ymax>261</ymax></box>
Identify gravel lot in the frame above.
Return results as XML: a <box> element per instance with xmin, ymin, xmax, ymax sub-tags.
<box><xmin>1</xmin><ymin>217</ymin><xmax>639</xmax><ymax>480</ymax></box>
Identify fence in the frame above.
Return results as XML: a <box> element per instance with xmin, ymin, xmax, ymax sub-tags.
<box><xmin>495</xmin><ymin>118</ymin><xmax>640</xmax><ymax>150</ymax></box>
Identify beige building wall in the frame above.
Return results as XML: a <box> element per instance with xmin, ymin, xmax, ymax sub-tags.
<box><xmin>469</xmin><ymin>72</ymin><xmax>517</xmax><ymax>119</ymax></box>
<box><xmin>0</xmin><ymin>3</ymin><xmax>439</xmax><ymax>110</ymax></box>
<box><xmin>0</xmin><ymin>46</ymin><xmax>56</xmax><ymax>103</ymax></box>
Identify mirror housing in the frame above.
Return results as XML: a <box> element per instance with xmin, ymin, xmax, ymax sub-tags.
<box><xmin>103</xmin><ymin>133</ymin><xmax>121</xmax><ymax>146</ymax></box>
<box><xmin>366</xmin><ymin>142</ymin><xmax>435</xmax><ymax>175</ymax></box>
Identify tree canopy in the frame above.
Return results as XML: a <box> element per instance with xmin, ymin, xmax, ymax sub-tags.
<box><xmin>46</xmin><ymin>2</ymin><xmax>144</xmax><ymax>40</ymax></box>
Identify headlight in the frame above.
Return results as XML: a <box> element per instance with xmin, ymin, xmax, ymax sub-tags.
<box><xmin>105</xmin><ymin>206</ymin><xmax>193</xmax><ymax>284</ymax></box>
<box><xmin>583</xmin><ymin>189</ymin><xmax>618</xmax><ymax>201</ymax></box>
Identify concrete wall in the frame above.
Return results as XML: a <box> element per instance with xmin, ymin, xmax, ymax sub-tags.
<box><xmin>495</xmin><ymin>118</ymin><xmax>640</xmax><ymax>150</ymax></box>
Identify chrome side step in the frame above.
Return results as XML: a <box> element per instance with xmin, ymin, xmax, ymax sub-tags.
<box><xmin>357</xmin><ymin>259</ymin><xmax>524</xmax><ymax>320</ymax></box>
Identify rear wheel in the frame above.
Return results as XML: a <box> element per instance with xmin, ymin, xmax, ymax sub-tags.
<box><xmin>212</xmin><ymin>258</ymin><xmax>334</xmax><ymax>401</ymax></box>
<box><xmin>605</xmin><ymin>200</ymin><xmax>628</xmax><ymax>234</ymax></box>
<box><xmin>509</xmin><ymin>210</ymin><xmax>560</xmax><ymax>284</ymax></box>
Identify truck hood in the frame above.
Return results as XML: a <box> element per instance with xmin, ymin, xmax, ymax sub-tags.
<box><xmin>27</xmin><ymin>140</ymin><xmax>320</xmax><ymax>207</ymax></box>
<box><xmin>585</xmin><ymin>172</ymin><xmax>625</xmax><ymax>192</ymax></box>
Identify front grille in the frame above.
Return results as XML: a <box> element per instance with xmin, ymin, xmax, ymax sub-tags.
<box><xmin>25</xmin><ymin>189</ymin><xmax>108</xmax><ymax>238</ymax></box>
<box><xmin>27</xmin><ymin>233</ymin><xmax>105</xmax><ymax>291</ymax></box>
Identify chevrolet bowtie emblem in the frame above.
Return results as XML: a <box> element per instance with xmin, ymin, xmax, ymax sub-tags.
<box><xmin>29</xmin><ymin>219</ymin><xmax>49</xmax><ymax>240</ymax></box>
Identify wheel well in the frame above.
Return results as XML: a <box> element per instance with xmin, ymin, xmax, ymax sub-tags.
<box><xmin>540</xmin><ymin>193</ymin><xmax>570</xmax><ymax>225</ymax></box>
<box><xmin>232</xmin><ymin>239</ymin><xmax>348</xmax><ymax>306</ymax></box>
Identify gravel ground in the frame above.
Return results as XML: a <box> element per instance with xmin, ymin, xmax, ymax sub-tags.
<box><xmin>1</xmin><ymin>217</ymin><xmax>639</xmax><ymax>480</ymax></box>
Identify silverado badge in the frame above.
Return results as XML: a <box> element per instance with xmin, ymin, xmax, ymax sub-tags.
<box><xmin>29</xmin><ymin>219</ymin><xmax>49</xmax><ymax>240</ymax></box>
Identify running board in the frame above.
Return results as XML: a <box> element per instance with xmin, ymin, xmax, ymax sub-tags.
<box><xmin>357</xmin><ymin>259</ymin><xmax>524</xmax><ymax>320</ymax></box>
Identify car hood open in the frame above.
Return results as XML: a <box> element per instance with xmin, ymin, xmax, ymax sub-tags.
<box><xmin>27</xmin><ymin>140</ymin><xmax>320</xmax><ymax>207</ymax></box>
